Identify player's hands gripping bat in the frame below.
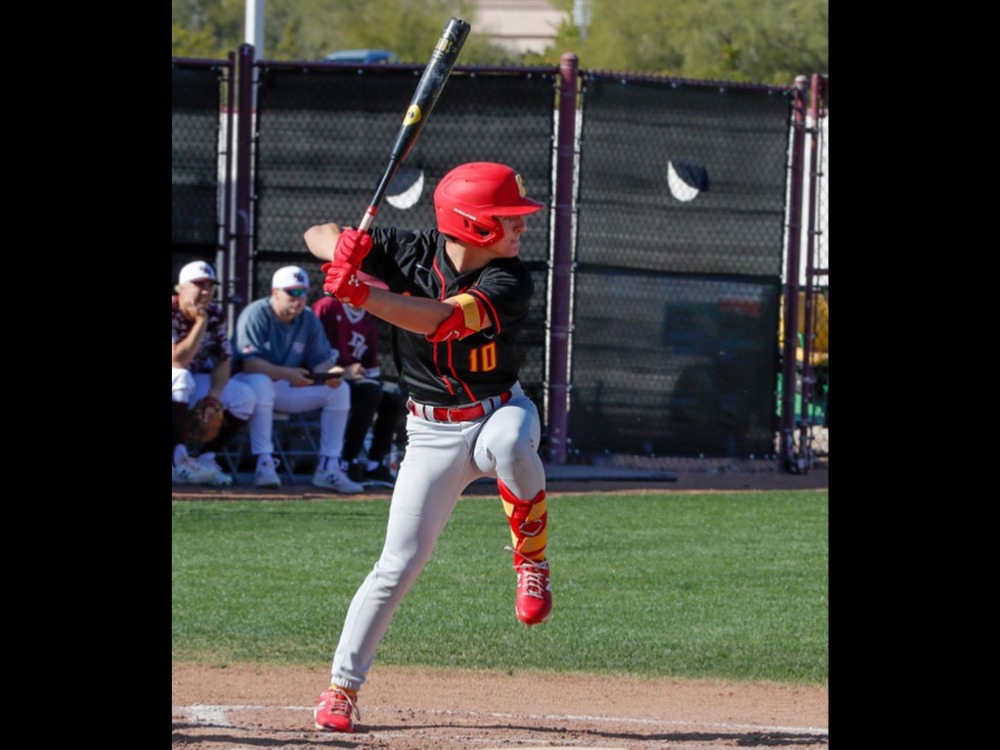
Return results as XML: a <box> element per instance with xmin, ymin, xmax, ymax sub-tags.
<box><xmin>322</xmin><ymin>261</ymin><xmax>371</xmax><ymax>307</ymax></box>
<box><xmin>333</xmin><ymin>228</ymin><xmax>373</xmax><ymax>266</ymax></box>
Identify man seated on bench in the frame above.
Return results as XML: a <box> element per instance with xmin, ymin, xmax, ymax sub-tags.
<box><xmin>230</xmin><ymin>265</ymin><xmax>363</xmax><ymax>493</ymax></box>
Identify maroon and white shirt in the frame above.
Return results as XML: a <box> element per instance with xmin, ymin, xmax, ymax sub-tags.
<box><xmin>171</xmin><ymin>295</ymin><xmax>231</xmax><ymax>373</ymax></box>
<box><xmin>312</xmin><ymin>296</ymin><xmax>382</xmax><ymax>378</ymax></box>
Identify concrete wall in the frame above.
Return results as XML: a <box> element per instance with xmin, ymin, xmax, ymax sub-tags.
<box><xmin>474</xmin><ymin>0</ymin><xmax>568</xmax><ymax>54</ymax></box>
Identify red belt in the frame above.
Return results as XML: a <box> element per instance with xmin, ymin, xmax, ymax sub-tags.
<box><xmin>407</xmin><ymin>390</ymin><xmax>512</xmax><ymax>423</ymax></box>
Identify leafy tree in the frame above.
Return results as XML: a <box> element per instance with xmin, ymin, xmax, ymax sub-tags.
<box><xmin>682</xmin><ymin>0</ymin><xmax>829</xmax><ymax>83</ymax></box>
<box><xmin>172</xmin><ymin>21</ymin><xmax>224</xmax><ymax>58</ymax></box>
<box><xmin>172</xmin><ymin>0</ymin><xmax>828</xmax><ymax>83</ymax></box>
<box><xmin>172</xmin><ymin>0</ymin><xmax>519</xmax><ymax>63</ymax></box>
<box><xmin>172</xmin><ymin>0</ymin><xmax>247</xmax><ymax>57</ymax></box>
<box><xmin>546</xmin><ymin>0</ymin><xmax>827</xmax><ymax>83</ymax></box>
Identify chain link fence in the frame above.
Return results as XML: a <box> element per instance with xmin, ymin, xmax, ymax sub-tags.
<box><xmin>171</xmin><ymin>58</ymin><xmax>233</xmax><ymax>290</ymax></box>
<box><xmin>172</xmin><ymin>53</ymin><xmax>828</xmax><ymax>473</ymax></box>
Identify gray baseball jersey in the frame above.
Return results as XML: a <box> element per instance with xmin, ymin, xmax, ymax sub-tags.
<box><xmin>233</xmin><ymin>297</ymin><xmax>333</xmax><ymax>370</ymax></box>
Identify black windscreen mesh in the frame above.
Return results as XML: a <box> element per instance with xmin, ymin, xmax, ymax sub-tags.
<box><xmin>577</xmin><ymin>77</ymin><xmax>792</xmax><ymax>275</ymax></box>
<box><xmin>569</xmin><ymin>78</ymin><xmax>792</xmax><ymax>458</ymax></box>
<box><xmin>172</xmin><ymin>65</ymin><xmax>224</xmax><ymax>247</ymax></box>
<box><xmin>569</xmin><ymin>272</ymin><xmax>781</xmax><ymax>458</ymax></box>
<box><xmin>172</xmin><ymin>61</ymin><xmax>806</xmax><ymax>461</ymax></box>
<box><xmin>250</xmin><ymin>66</ymin><xmax>556</xmax><ymax>399</ymax></box>
<box><xmin>253</xmin><ymin>67</ymin><xmax>556</xmax><ymax>272</ymax></box>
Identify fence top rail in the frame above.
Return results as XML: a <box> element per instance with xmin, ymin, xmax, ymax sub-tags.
<box><xmin>256</xmin><ymin>59</ymin><xmax>561</xmax><ymax>77</ymax></box>
<box><xmin>173</xmin><ymin>50</ymin><xmax>806</xmax><ymax>94</ymax></box>
<box><xmin>172</xmin><ymin>56</ymin><xmax>232</xmax><ymax>70</ymax></box>
<box><xmin>582</xmin><ymin>68</ymin><xmax>794</xmax><ymax>94</ymax></box>
<box><xmin>174</xmin><ymin>50</ymin><xmax>805</xmax><ymax>96</ymax></box>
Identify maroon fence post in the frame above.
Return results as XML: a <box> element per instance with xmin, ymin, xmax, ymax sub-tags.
<box><xmin>232</xmin><ymin>43</ymin><xmax>255</xmax><ymax>319</ymax></box>
<box><xmin>546</xmin><ymin>53</ymin><xmax>579</xmax><ymax>465</ymax></box>
<box><xmin>780</xmin><ymin>75</ymin><xmax>807</xmax><ymax>473</ymax></box>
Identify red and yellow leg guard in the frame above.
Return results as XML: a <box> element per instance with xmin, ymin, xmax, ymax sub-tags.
<box><xmin>498</xmin><ymin>479</ymin><xmax>547</xmax><ymax>563</ymax></box>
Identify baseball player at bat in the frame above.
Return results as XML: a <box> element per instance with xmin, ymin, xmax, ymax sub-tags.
<box><xmin>304</xmin><ymin>162</ymin><xmax>551</xmax><ymax>734</ymax></box>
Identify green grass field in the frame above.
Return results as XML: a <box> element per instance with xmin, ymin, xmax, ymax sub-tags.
<box><xmin>172</xmin><ymin>490</ymin><xmax>828</xmax><ymax>685</ymax></box>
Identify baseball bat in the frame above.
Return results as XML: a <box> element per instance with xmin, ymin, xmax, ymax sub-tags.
<box><xmin>357</xmin><ymin>17</ymin><xmax>470</xmax><ymax>232</ymax></box>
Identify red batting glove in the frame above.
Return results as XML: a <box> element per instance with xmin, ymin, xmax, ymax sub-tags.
<box><xmin>321</xmin><ymin>261</ymin><xmax>371</xmax><ymax>307</ymax></box>
<box><xmin>333</xmin><ymin>228</ymin><xmax>373</xmax><ymax>266</ymax></box>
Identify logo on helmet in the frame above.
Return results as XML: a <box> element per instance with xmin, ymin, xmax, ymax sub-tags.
<box><xmin>515</xmin><ymin>174</ymin><xmax>527</xmax><ymax>197</ymax></box>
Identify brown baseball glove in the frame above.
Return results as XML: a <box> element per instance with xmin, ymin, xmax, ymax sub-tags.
<box><xmin>188</xmin><ymin>396</ymin><xmax>225</xmax><ymax>445</ymax></box>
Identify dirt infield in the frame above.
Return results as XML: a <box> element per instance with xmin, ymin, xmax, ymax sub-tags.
<box><xmin>172</xmin><ymin>663</ymin><xmax>828</xmax><ymax>749</ymax></box>
<box><xmin>172</xmin><ymin>467</ymin><xmax>829</xmax><ymax>749</ymax></box>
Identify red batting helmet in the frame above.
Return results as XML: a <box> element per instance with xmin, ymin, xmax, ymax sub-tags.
<box><xmin>433</xmin><ymin>162</ymin><xmax>545</xmax><ymax>247</ymax></box>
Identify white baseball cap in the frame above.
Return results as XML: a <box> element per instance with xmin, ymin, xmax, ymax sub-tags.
<box><xmin>179</xmin><ymin>260</ymin><xmax>219</xmax><ymax>285</ymax></box>
<box><xmin>272</xmin><ymin>265</ymin><xmax>311</xmax><ymax>290</ymax></box>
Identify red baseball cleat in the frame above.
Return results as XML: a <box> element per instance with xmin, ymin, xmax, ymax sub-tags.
<box><xmin>314</xmin><ymin>686</ymin><xmax>359</xmax><ymax>733</ymax></box>
<box><xmin>514</xmin><ymin>558</ymin><xmax>552</xmax><ymax>626</ymax></box>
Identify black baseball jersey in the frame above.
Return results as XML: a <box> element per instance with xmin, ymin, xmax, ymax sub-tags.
<box><xmin>359</xmin><ymin>227</ymin><xmax>533</xmax><ymax>406</ymax></box>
